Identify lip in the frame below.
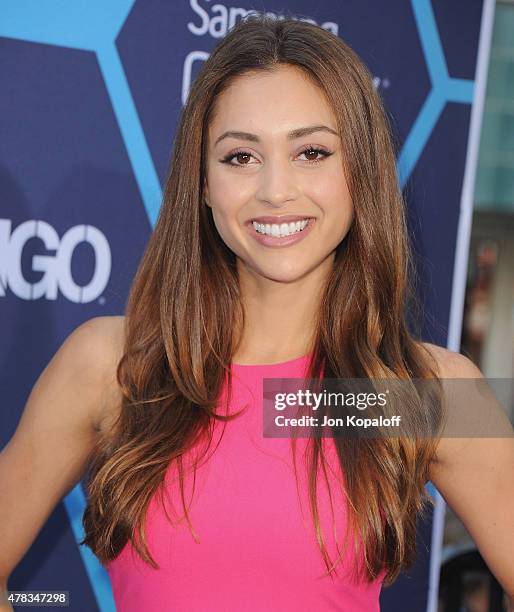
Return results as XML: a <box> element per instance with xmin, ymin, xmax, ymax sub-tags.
<box><xmin>246</xmin><ymin>214</ymin><xmax>315</xmax><ymax>225</ymax></box>
<box><xmin>245</xmin><ymin>216</ymin><xmax>316</xmax><ymax>248</ymax></box>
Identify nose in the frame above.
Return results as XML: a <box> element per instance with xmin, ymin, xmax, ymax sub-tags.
<box><xmin>254</xmin><ymin>155</ymin><xmax>300</xmax><ymax>207</ymax></box>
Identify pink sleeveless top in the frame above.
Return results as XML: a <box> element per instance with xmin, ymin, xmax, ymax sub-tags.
<box><xmin>105</xmin><ymin>354</ymin><xmax>386</xmax><ymax>610</ymax></box>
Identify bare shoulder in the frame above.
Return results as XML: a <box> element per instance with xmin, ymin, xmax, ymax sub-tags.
<box><xmin>418</xmin><ymin>341</ymin><xmax>483</xmax><ymax>379</ymax></box>
<box><xmin>69</xmin><ymin>315</ymin><xmax>126</xmax><ymax>433</ymax></box>
<box><xmin>418</xmin><ymin>341</ymin><xmax>488</xmax><ymax>468</ymax></box>
<box><xmin>0</xmin><ymin>315</ymin><xmax>126</xmax><ymax>582</ymax></box>
<box><xmin>77</xmin><ymin>315</ymin><xmax>126</xmax><ymax>358</ymax></box>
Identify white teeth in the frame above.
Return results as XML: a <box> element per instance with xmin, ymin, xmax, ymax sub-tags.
<box><xmin>252</xmin><ymin>219</ymin><xmax>310</xmax><ymax>237</ymax></box>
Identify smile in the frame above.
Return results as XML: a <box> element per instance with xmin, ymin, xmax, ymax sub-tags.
<box><xmin>252</xmin><ymin>219</ymin><xmax>309</xmax><ymax>237</ymax></box>
<box><xmin>245</xmin><ymin>217</ymin><xmax>316</xmax><ymax>248</ymax></box>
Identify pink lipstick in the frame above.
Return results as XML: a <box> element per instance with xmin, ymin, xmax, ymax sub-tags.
<box><xmin>245</xmin><ymin>215</ymin><xmax>316</xmax><ymax>248</ymax></box>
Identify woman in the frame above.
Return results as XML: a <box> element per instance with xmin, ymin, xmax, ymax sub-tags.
<box><xmin>1</xmin><ymin>14</ymin><xmax>513</xmax><ymax>612</ymax></box>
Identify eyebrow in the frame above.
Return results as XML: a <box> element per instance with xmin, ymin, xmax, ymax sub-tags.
<box><xmin>213</xmin><ymin>124</ymin><xmax>340</xmax><ymax>147</ymax></box>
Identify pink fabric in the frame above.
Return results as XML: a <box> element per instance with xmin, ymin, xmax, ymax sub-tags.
<box><xmin>105</xmin><ymin>354</ymin><xmax>385</xmax><ymax>610</ymax></box>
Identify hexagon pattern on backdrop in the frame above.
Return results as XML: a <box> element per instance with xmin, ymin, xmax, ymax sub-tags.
<box><xmin>0</xmin><ymin>1</ymin><xmax>487</xmax><ymax>610</ymax></box>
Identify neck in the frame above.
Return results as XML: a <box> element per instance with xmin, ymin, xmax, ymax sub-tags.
<box><xmin>233</xmin><ymin>255</ymin><xmax>333</xmax><ymax>364</ymax></box>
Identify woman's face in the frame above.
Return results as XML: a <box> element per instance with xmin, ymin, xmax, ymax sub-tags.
<box><xmin>204</xmin><ymin>64</ymin><xmax>353</xmax><ymax>283</ymax></box>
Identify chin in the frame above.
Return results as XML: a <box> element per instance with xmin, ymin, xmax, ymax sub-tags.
<box><xmin>255</xmin><ymin>265</ymin><xmax>311</xmax><ymax>283</ymax></box>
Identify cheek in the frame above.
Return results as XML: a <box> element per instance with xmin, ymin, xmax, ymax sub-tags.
<box><xmin>208</xmin><ymin>172</ymin><xmax>248</xmax><ymax>213</ymax></box>
<box><xmin>308</xmin><ymin>175</ymin><xmax>352</xmax><ymax>220</ymax></box>
<box><xmin>209</xmin><ymin>179</ymin><xmax>252</xmax><ymax>230</ymax></box>
<box><xmin>210</xmin><ymin>202</ymin><xmax>242</xmax><ymax>249</ymax></box>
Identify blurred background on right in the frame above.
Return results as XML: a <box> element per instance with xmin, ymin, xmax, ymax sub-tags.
<box><xmin>438</xmin><ymin>1</ymin><xmax>514</xmax><ymax>611</ymax></box>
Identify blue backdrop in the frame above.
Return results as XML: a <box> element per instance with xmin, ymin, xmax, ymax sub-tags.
<box><xmin>0</xmin><ymin>1</ymin><xmax>486</xmax><ymax>610</ymax></box>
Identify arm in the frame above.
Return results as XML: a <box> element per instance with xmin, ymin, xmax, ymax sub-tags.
<box><xmin>0</xmin><ymin>316</ymin><xmax>123</xmax><ymax>609</ymax></box>
<box><xmin>425</xmin><ymin>344</ymin><xmax>514</xmax><ymax>600</ymax></box>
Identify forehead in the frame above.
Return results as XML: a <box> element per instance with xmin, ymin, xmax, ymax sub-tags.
<box><xmin>207</xmin><ymin>65</ymin><xmax>337</xmax><ymax>139</ymax></box>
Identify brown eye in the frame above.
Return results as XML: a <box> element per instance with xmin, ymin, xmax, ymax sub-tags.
<box><xmin>220</xmin><ymin>150</ymin><xmax>255</xmax><ymax>168</ymax></box>
<box><xmin>235</xmin><ymin>152</ymin><xmax>251</xmax><ymax>165</ymax></box>
<box><xmin>298</xmin><ymin>147</ymin><xmax>332</xmax><ymax>163</ymax></box>
<box><xmin>304</xmin><ymin>148</ymin><xmax>319</xmax><ymax>161</ymax></box>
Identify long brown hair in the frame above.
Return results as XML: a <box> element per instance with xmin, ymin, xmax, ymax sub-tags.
<box><xmin>81</xmin><ymin>14</ymin><xmax>443</xmax><ymax>586</ymax></box>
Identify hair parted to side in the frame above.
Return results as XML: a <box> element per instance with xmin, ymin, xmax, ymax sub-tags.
<box><xmin>80</xmin><ymin>13</ymin><xmax>444</xmax><ymax>586</ymax></box>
